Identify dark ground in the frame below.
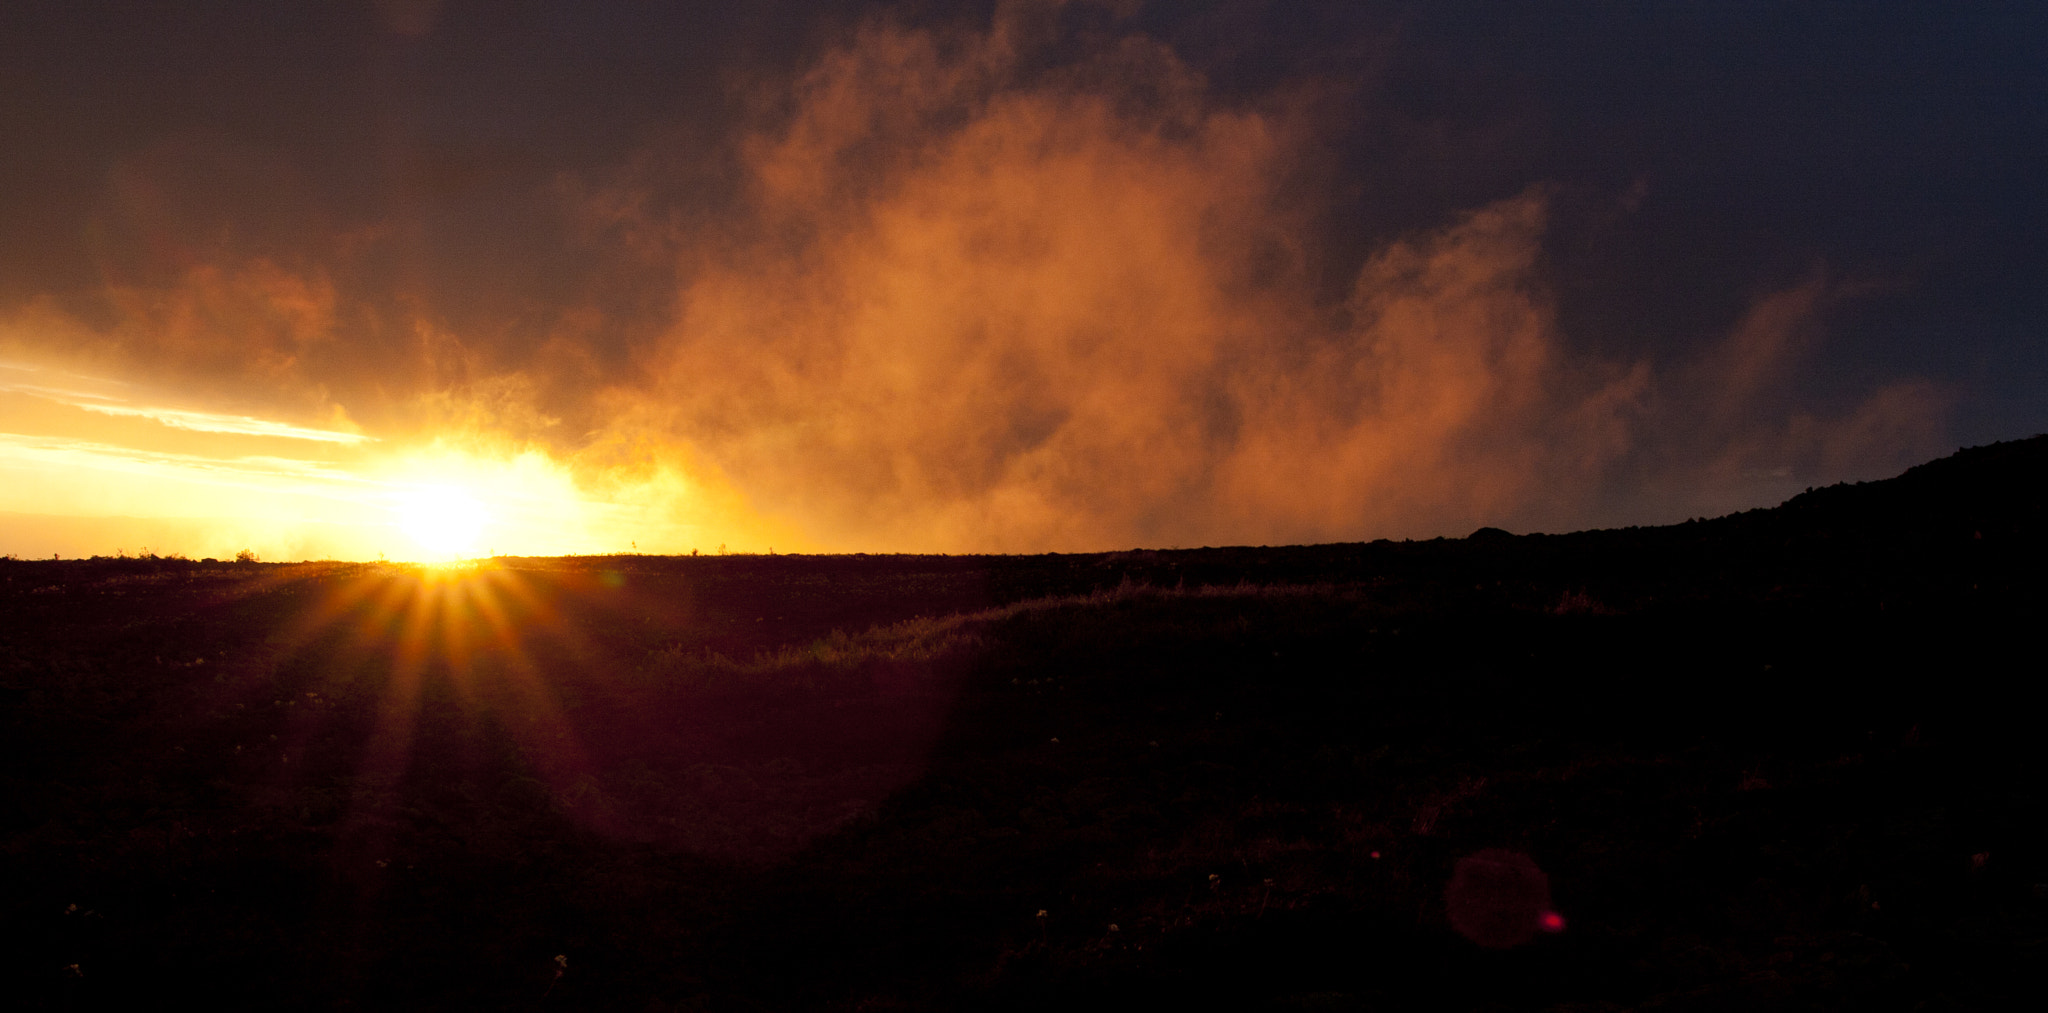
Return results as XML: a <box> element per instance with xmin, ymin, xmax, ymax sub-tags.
<box><xmin>3</xmin><ymin>437</ymin><xmax>2045</xmax><ymax>1011</ymax></box>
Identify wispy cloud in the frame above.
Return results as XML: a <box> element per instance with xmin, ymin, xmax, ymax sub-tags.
<box><xmin>0</xmin><ymin>366</ymin><xmax>373</xmax><ymax>445</ymax></box>
<box><xmin>62</xmin><ymin>401</ymin><xmax>373</xmax><ymax>444</ymax></box>
<box><xmin>0</xmin><ymin>432</ymin><xmax>373</xmax><ymax>499</ymax></box>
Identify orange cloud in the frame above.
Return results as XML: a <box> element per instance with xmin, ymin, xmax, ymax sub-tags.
<box><xmin>588</xmin><ymin>7</ymin><xmax>1947</xmax><ymax>550</ymax></box>
<box><xmin>596</xmin><ymin>12</ymin><xmax>1637</xmax><ymax>549</ymax></box>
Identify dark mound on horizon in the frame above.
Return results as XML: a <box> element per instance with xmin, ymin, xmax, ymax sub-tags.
<box><xmin>2</xmin><ymin>436</ymin><xmax>2045</xmax><ymax>1011</ymax></box>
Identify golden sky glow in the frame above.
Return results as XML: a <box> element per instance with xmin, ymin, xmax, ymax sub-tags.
<box><xmin>3</xmin><ymin>2</ymin><xmax>2002</xmax><ymax>561</ymax></box>
<box><xmin>0</xmin><ymin>359</ymin><xmax>768</xmax><ymax>561</ymax></box>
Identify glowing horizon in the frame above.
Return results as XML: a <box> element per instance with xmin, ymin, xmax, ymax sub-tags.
<box><xmin>0</xmin><ymin>360</ymin><xmax>770</xmax><ymax>562</ymax></box>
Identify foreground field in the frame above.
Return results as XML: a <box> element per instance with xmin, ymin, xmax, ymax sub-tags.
<box><xmin>4</xmin><ymin>439</ymin><xmax>2045</xmax><ymax>1010</ymax></box>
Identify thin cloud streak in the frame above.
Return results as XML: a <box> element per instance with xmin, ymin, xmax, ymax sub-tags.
<box><xmin>0</xmin><ymin>385</ymin><xmax>378</xmax><ymax>444</ymax></box>
<box><xmin>0</xmin><ymin>432</ymin><xmax>367</xmax><ymax>492</ymax></box>
<box><xmin>64</xmin><ymin>403</ymin><xmax>373</xmax><ymax>444</ymax></box>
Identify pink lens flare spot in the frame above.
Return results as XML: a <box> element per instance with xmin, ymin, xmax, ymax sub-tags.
<box><xmin>1539</xmin><ymin>910</ymin><xmax>1566</xmax><ymax>933</ymax></box>
<box><xmin>1370</xmin><ymin>850</ymin><xmax>1381</xmax><ymax>859</ymax></box>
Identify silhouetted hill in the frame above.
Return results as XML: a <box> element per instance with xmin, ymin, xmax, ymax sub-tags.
<box><xmin>1499</xmin><ymin>433</ymin><xmax>2048</xmax><ymax>613</ymax></box>
<box><xmin>1775</xmin><ymin>433</ymin><xmax>2048</xmax><ymax>535</ymax></box>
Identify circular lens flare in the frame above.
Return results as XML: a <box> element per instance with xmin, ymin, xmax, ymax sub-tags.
<box><xmin>1446</xmin><ymin>849</ymin><xmax>1554</xmax><ymax>949</ymax></box>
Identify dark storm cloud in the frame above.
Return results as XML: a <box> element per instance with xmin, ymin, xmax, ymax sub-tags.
<box><xmin>1</xmin><ymin>1</ymin><xmax>2041</xmax><ymax>551</ymax></box>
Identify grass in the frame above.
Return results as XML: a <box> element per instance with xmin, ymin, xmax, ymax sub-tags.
<box><xmin>2</xmin><ymin>562</ymin><xmax>2039</xmax><ymax>1009</ymax></box>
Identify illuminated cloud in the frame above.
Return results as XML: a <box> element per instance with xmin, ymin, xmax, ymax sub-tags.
<box><xmin>0</xmin><ymin>380</ymin><xmax>374</xmax><ymax>445</ymax></box>
<box><xmin>597</xmin><ymin>8</ymin><xmax>1947</xmax><ymax>550</ymax></box>
<box><xmin>68</xmin><ymin>404</ymin><xmax>369</xmax><ymax>444</ymax></box>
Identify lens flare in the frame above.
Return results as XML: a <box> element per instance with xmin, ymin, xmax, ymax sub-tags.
<box><xmin>1446</xmin><ymin>848</ymin><xmax>1555</xmax><ymax>949</ymax></box>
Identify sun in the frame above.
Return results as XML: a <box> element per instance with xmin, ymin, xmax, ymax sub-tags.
<box><xmin>397</xmin><ymin>484</ymin><xmax>490</xmax><ymax>558</ymax></box>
